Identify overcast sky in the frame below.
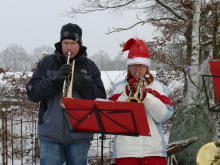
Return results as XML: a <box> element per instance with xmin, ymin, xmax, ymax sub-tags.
<box><xmin>1</xmin><ymin>0</ymin><xmax>156</xmax><ymax>59</ymax></box>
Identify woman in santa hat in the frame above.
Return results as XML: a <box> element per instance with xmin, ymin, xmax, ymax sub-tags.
<box><xmin>109</xmin><ymin>38</ymin><xmax>173</xmax><ymax>165</ymax></box>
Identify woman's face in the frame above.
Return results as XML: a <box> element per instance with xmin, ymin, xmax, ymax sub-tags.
<box><xmin>129</xmin><ymin>64</ymin><xmax>147</xmax><ymax>79</ymax></box>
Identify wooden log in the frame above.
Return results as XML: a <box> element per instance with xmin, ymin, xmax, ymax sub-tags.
<box><xmin>166</xmin><ymin>136</ymin><xmax>199</xmax><ymax>157</ymax></box>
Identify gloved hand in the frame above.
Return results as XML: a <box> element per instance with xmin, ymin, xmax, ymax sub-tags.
<box><xmin>73</xmin><ymin>72</ymin><xmax>85</xmax><ymax>90</ymax></box>
<box><xmin>56</xmin><ymin>64</ymin><xmax>72</xmax><ymax>84</ymax></box>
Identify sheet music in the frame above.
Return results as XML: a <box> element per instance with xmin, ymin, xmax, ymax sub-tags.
<box><xmin>95</xmin><ymin>98</ymin><xmax>112</xmax><ymax>102</ymax></box>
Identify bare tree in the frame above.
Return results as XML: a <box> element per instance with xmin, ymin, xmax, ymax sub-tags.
<box><xmin>90</xmin><ymin>50</ymin><xmax>112</xmax><ymax>71</ymax></box>
<box><xmin>0</xmin><ymin>44</ymin><xmax>31</xmax><ymax>72</ymax></box>
<box><xmin>111</xmin><ymin>54</ymin><xmax>126</xmax><ymax>71</ymax></box>
<box><xmin>31</xmin><ymin>45</ymin><xmax>55</xmax><ymax>62</ymax></box>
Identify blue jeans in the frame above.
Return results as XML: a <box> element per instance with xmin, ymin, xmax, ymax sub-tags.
<box><xmin>40</xmin><ymin>140</ymin><xmax>90</xmax><ymax>165</ymax></box>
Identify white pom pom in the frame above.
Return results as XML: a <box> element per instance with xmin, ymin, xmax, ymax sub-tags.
<box><xmin>119</xmin><ymin>50</ymin><xmax>124</xmax><ymax>55</ymax></box>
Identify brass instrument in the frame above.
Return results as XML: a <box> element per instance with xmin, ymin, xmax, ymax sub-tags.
<box><xmin>60</xmin><ymin>52</ymin><xmax>75</xmax><ymax>107</ymax></box>
<box><xmin>126</xmin><ymin>77</ymin><xmax>143</xmax><ymax>103</ymax></box>
<box><xmin>196</xmin><ymin>142</ymin><xmax>220</xmax><ymax>165</ymax></box>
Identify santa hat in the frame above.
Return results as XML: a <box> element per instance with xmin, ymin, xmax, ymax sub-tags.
<box><xmin>122</xmin><ymin>38</ymin><xmax>151</xmax><ymax>66</ymax></box>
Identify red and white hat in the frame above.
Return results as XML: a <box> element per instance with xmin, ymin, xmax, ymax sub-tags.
<box><xmin>122</xmin><ymin>38</ymin><xmax>151</xmax><ymax>66</ymax></box>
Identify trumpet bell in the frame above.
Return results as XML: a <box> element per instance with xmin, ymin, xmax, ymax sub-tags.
<box><xmin>126</xmin><ymin>97</ymin><xmax>141</xmax><ymax>103</ymax></box>
<box><xmin>60</xmin><ymin>99</ymin><xmax>65</xmax><ymax>108</ymax></box>
<box><xmin>196</xmin><ymin>142</ymin><xmax>220</xmax><ymax>165</ymax></box>
<box><xmin>126</xmin><ymin>77</ymin><xmax>143</xmax><ymax>103</ymax></box>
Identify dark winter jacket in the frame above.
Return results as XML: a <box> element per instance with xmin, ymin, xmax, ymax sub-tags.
<box><xmin>26</xmin><ymin>46</ymin><xmax>106</xmax><ymax>144</ymax></box>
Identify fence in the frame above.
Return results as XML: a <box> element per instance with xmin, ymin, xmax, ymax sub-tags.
<box><xmin>0</xmin><ymin>106</ymin><xmax>115</xmax><ymax>165</ymax></box>
<box><xmin>0</xmin><ymin>71</ymin><xmax>118</xmax><ymax>165</ymax></box>
<box><xmin>1</xmin><ymin>107</ymin><xmax>39</xmax><ymax>165</ymax></box>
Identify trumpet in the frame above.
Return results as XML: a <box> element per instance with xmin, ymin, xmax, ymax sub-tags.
<box><xmin>60</xmin><ymin>52</ymin><xmax>75</xmax><ymax>107</ymax></box>
<box><xmin>126</xmin><ymin>77</ymin><xmax>143</xmax><ymax>103</ymax></box>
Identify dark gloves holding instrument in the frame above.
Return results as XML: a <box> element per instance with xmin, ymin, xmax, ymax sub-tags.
<box><xmin>56</xmin><ymin>64</ymin><xmax>85</xmax><ymax>90</ymax></box>
<box><xmin>56</xmin><ymin>64</ymin><xmax>72</xmax><ymax>84</ymax></box>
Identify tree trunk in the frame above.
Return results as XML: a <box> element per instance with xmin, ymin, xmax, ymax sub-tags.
<box><xmin>186</xmin><ymin>0</ymin><xmax>201</xmax><ymax>104</ymax></box>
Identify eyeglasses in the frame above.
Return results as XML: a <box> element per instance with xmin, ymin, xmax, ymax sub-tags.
<box><xmin>62</xmin><ymin>41</ymin><xmax>78</xmax><ymax>46</ymax></box>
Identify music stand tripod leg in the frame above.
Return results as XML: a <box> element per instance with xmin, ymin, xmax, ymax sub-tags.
<box><xmin>94</xmin><ymin>105</ymin><xmax>105</xmax><ymax>165</ymax></box>
<box><xmin>99</xmin><ymin>133</ymin><xmax>106</xmax><ymax>165</ymax></box>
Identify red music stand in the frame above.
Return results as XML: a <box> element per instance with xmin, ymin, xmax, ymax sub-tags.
<box><xmin>202</xmin><ymin>61</ymin><xmax>220</xmax><ymax>112</ymax></box>
<box><xmin>61</xmin><ymin>98</ymin><xmax>150</xmax><ymax>164</ymax></box>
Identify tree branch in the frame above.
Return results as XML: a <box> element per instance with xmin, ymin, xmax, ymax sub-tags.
<box><xmin>155</xmin><ymin>0</ymin><xmax>188</xmax><ymax>22</ymax></box>
<box><xmin>149</xmin><ymin>17</ymin><xmax>179</xmax><ymax>22</ymax></box>
<box><xmin>106</xmin><ymin>19</ymin><xmax>149</xmax><ymax>34</ymax></box>
<box><xmin>67</xmin><ymin>0</ymin><xmax>136</xmax><ymax>16</ymax></box>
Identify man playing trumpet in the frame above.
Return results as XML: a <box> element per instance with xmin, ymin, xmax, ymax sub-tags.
<box><xmin>27</xmin><ymin>23</ymin><xmax>106</xmax><ymax>165</ymax></box>
<box><xmin>109</xmin><ymin>38</ymin><xmax>173</xmax><ymax>165</ymax></box>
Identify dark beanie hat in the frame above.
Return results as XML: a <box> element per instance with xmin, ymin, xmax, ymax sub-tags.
<box><xmin>60</xmin><ymin>23</ymin><xmax>82</xmax><ymax>45</ymax></box>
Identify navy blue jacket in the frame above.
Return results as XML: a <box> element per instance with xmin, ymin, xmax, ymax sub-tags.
<box><xmin>27</xmin><ymin>48</ymin><xmax>106</xmax><ymax>143</ymax></box>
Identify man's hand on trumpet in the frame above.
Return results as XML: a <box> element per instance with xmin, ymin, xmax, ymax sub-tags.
<box><xmin>56</xmin><ymin>63</ymin><xmax>86</xmax><ymax>89</ymax></box>
<box><xmin>56</xmin><ymin>64</ymin><xmax>72</xmax><ymax>84</ymax></box>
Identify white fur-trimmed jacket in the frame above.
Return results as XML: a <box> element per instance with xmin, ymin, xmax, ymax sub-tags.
<box><xmin>109</xmin><ymin>78</ymin><xmax>173</xmax><ymax>159</ymax></box>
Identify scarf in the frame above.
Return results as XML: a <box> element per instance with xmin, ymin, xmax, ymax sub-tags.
<box><xmin>125</xmin><ymin>68</ymin><xmax>153</xmax><ymax>101</ymax></box>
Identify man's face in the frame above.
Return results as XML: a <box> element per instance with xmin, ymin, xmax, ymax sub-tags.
<box><xmin>129</xmin><ymin>64</ymin><xmax>147</xmax><ymax>79</ymax></box>
<box><xmin>61</xmin><ymin>39</ymin><xmax>80</xmax><ymax>59</ymax></box>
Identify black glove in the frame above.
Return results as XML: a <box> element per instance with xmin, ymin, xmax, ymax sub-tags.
<box><xmin>73</xmin><ymin>72</ymin><xmax>85</xmax><ymax>90</ymax></box>
<box><xmin>56</xmin><ymin>64</ymin><xmax>72</xmax><ymax>84</ymax></box>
